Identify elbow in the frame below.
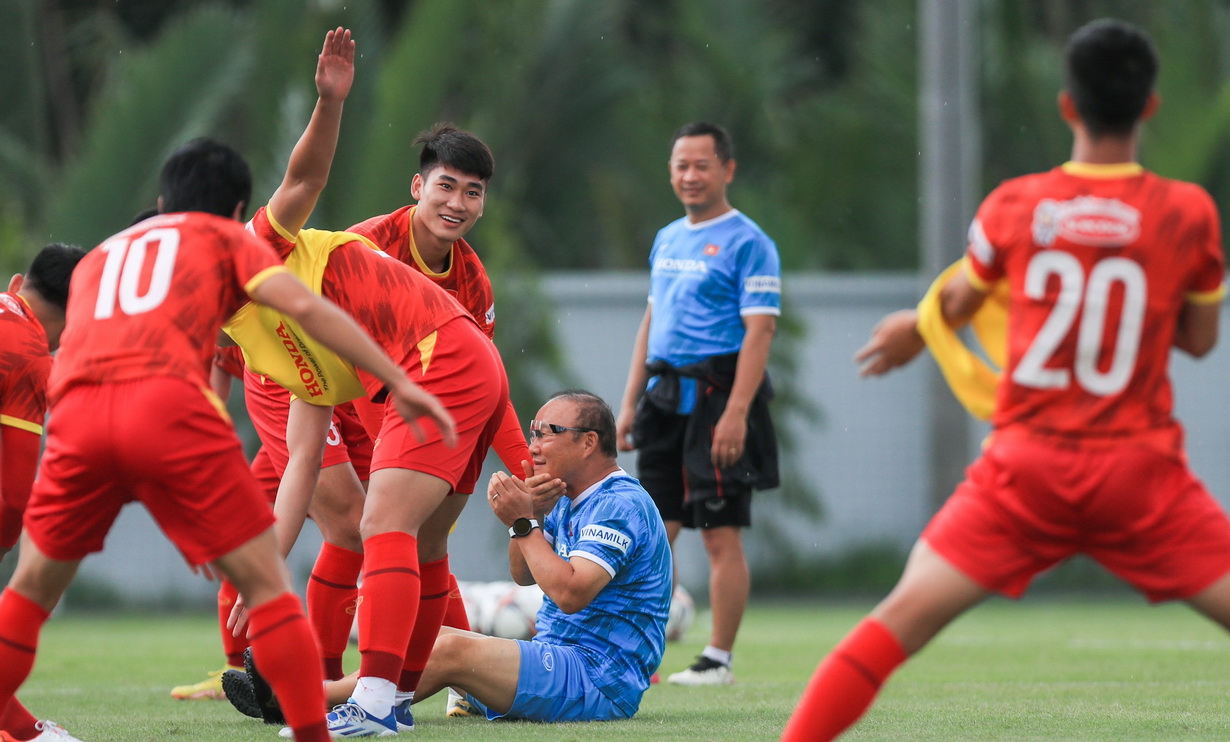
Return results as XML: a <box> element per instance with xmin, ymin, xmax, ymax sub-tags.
<box><xmin>553</xmin><ymin>595</ymin><xmax>587</xmax><ymax>615</ymax></box>
<box><xmin>1182</xmin><ymin>337</ymin><xmax>1217</xmax><ymax>358</ymax></box>
<box><xmin>548</xmin><ymin>585</ymin><xmax>590</xmax><ymax>614</ymax></box>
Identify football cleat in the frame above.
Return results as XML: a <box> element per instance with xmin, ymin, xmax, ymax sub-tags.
<box><xmin>30</xmin><ymin>720</ymin><xmax>86</xmax><ymax>741</ymax></box>
<box><xmin>393</xmin><ymin>699</ymin><xmax>415</xmax><ymax>731</ymax></box>
<box><xmin>244</xmin><ymin>648</ymin><xmax>286</xmax><ymax>725</ymax></box>
<box><xmin>169</xmin><ymin>664</ymin><xmax>240</xmax><ymax>700</ymax></box>
<box><xmin>221</xmin><ymin>669</ymin><xmax>262</xmax><ymax>720</ymax></box>
<box><xmin>444</xmin><ymin>688</ymin><xmax>480</xmax><ymax>718</ymax></box>
<box><xmin>325</xmin><ymin>700</ymin><xmax>399</xmax><ymax>737</ymax></box>
<box><xmin>667</xmin><ymin>655</ymin><xmax>735</xmax><ymax>686</ymax></box>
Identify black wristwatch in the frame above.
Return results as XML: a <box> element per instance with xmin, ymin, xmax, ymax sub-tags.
<box><xmin>508</xmin><ymin>517</ymin><xmax>540</xmax><ymax>538</ymax></box>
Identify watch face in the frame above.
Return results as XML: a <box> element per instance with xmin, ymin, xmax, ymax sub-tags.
<box><xmin>512</xmin><ymin>517</ymin><xmax>535</xmax><ymax>537</ymax></box>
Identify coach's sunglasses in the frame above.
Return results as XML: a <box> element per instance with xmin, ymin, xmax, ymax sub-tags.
<box><xmin>529</xmin><ymin>420</ymin><xmax>598</xmax><ymax>441</ymax></box>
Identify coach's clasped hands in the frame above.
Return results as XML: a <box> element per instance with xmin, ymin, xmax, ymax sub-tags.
<box><xmin>487</xmin><ymin>461</ymin><xmax>565</xmax><ymax>527</ymax></box>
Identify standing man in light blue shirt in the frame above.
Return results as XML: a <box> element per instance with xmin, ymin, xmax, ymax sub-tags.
<box><xmin>616</xmin><ymin>121</ymin><xmax>781</xmax><ymax>686</ymax></box>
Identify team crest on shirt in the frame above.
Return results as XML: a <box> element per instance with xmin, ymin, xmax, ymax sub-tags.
<box><xmin>0</xmin><ymin>294</ymin><xmax>23</xmax><ymax>317</ymax></box>
<box><xmin>1032</xmin><ymin>197</ymin><xmax>1140</xmax><ymax>248</ymax></box>
<box><xmin>704</xmin><ymin>243</ymin><xmax>721</xmax><ymax>256</ymax></box>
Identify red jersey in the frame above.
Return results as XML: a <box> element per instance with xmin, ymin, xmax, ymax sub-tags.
<box><xmin>347</xmin><ymin>205</ymin><xmax>496</xmax><ymax>339</ymax></box>
<box><xmin>248</xmin><ymin>207</ymin><xmax>471</xmax><ymax>398</ymax></box>
<box><xmin>965</xmin><ymin>162</ymin><xmax>1225</xmax><ymax>445</ymax></box>
<box><xmin>50</xmin><ymin>212</ymin><xmax>286</xmax><ymax>402</ymax></box>
<box><xmin>0</xmin><ymin>293</ymin><xmax>50</xmax><ymax>435</ymax></box>
<box><xmin>214</xmin><ymin>344</ymin><xmax>247</xmax><ymax>380</ymax></box>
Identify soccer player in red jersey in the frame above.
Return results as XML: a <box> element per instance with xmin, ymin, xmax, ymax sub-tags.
<box><xmin>218</xmin><ymin>26</ymin><xmax>378</xmax><ymax>689</ymax></box>
<box><xmin>347</xmin><ymin>123</ymin><xmax>529</xmax><ymax>474</ymax></box>
<box><xmin>0</xmin><ymin>134</ymin><xmax>456</xmax><ymax>742</ymax></box>
<box><xmin>344</xmin><ymin>123</ymin><xmax>534</xmax><ymax>717</ymax></box>
<box><xmin>0</xmin><ymin>244</ymin><xmax>86</xmax><ymax>742</ymax></box>
<box><xmin>227</xmin><ymin>111</ymin><xmax>521</xmax><ymax>735</ymax></box>
<box><xmin>784</xmin><ymin>19</ymin><xmax>1230</xmax><ymax>741</ymax></box>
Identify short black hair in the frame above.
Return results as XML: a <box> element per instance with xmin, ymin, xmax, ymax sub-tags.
<box><xmin>549</xmin><ymin>390</ymin><xmax>617</xmax><ymax>458</ymax></box>
<box><xmin>414</xmin><ymin>123</ymin><xmax>494</xmax><ymax>182</ymax></box>
<box><xmin>129</xmin><ymin>207</ymin><xmax>159</xmax><ymax>227</ymax></box>
<box><xmin>1065</xmin><ymin>19</ymin><xmax>1158</xmax><ymax>137</ymax></box>
<box><xmin>159</xmin><ymin>138</ymin><xmax>253</xmax><ymax>219</ymax></box>
<box><xmin>24</xmin><ymin>243</ymin><xmax>87</xmax><ymax>311</ymax></box>
<box><xmin>671</xmin><ymin>121</ymin><xmax>735</xmax><ymax>162</ymax></box>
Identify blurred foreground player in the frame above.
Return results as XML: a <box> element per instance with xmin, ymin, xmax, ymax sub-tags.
<box><xmin>784</xmin><ymin>19</ymin><xmax>1230</xmax><ymax>741</ymax></box>
<box><xmin>0</xmin><ymin>244</ymin><xmax>86</xmax><ymax>742</ymax></box>
<box><xmin>0</xmin><ymin>137</ymin><xmax>455</xmax><ymax>742</ymax></box>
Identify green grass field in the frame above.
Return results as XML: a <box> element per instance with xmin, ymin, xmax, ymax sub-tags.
<box><xmin>14</xmin><ymin>597</ymin><xmax>1230</xmax><ymax>741</ymax></box>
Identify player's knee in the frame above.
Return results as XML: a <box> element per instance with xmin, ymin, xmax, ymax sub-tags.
<box><xmin>700</xmin><ymin>527</ymin><xmax>744</xmax><ymax>558</ymax></box>
<box><xmin>430</xmin><ymin>632</ymin><xmax>473</xmax><ymax>674</ymax></box>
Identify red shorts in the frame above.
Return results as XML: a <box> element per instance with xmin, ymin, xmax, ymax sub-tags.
<box><xmin>243</xmin><ymin>368</ymin><xmax>373</xmax><ymax>480</ymax></box>
<box><xmin>371</xmin><ymin>317</ymin><xmax>507</xmax><ymax>495</ymax></box>
<box><xmin>25</xmin><ymin>377</ymin><xmax>276</xmax><ymax>565</ymax></box>
<box><xmin>923</xmin><ymin>431</ymin><xmax>1230</xmax><ymax>602</ymax></box>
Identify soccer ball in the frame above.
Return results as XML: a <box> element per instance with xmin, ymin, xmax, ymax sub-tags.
<box><xmin>456</xmin><ymin>581</ymin><xmax>544</xmax><ymax>640</ymax></box>
<box><xmin>666</xmin><ymin>583</ymin><xmax>695</xmax><ymax>642</ymax></box>
<box><xmin>486</xmin><ymin>582</ymin><xmax>544</xmax><ymax>641</ymax></box>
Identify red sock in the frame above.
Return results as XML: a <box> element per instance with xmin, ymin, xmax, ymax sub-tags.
<box><xmin>217</xmin><ymin>580</ymin><xmax>246</xmax><ymax>667</ymax></box>
<box><xmin>0</xmin><ymin>589</ymin><xmax>50</xmax><ymax>716</ymax></box>
<box><xmin>442</xmin><ymin>572</ymin><xmax>470</xmax><ymax>631</ymax></box>
<box><xmin>308</xmin><ymin>542</ymin><xmax>363</xmax><ymax>680</ymax></box>
<box><xmin>247</xmin><ymin>593</ymin><xmax>328</xmax><ymax>742</ymax></box>
<box><xmin>781</xmin><ymin>618</ymin><xmax>906</xmax><ymax>742</ymax></box>
<box><xmin>398</xmin><ymin>557</ymin><xmax>450</xmax><ymax>691</ymax></box>
<box><xmin>0</xmin><ymin>696</ymin><xmax>38</xmax><ymax>740</ymax></box>
<box><xmin>357</xmin><ymin>531</ymin><xmax>419</xmax><ymax>681</ymax></box>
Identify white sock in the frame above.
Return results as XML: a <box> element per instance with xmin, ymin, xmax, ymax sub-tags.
<box><xmin>350</xmin><ymin>676</ymin><xmax>395</xmax><ymax>717</ymax></box>
<box><xmin>394</xmin><ymin>690</ymin><xmax>414</xmax><ymax>707</ymax></box>
<box><xmin>701</xmin><ymin>645</ymin><xmax>732</xmax><ymax>667</ymax></box>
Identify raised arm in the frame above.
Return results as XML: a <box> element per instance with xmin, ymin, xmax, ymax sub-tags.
<box><xmin>267</xmin><ymin>27</ymin><xmax>355</xmax><ymax>237</ymax></box>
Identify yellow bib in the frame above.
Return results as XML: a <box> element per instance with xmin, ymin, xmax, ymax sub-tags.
<box><xmin>224</xmin><ymin>228</ymin><xmax>382</xmax><ymax>405</ymax></box>
<box><xmin>915</xmin><ymin>259</ymin><xmax>1008</xmax><ymax>420</ymax></box>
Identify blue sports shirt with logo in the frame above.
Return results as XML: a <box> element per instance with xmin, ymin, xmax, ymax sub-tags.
<box><xmin>533</xmin><ymin>470</ymin><xmax>672</xmax><ymax>717</ymax></box>
<box><xmin>646</xmin><ymin>209</ymin><xmax>781</xmax><ymax>413</ymax></box>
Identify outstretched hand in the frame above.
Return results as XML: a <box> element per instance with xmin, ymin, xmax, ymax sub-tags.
<box><xmin>316</xmin><ymin>27</ymin><xmax>355</xmax><ymax>103</ymax></box>
<box><xmin>390</xmin><ymin>381</ymin><xmax>458</xmax><ymax>448</ymax></box>
<box><xmin>854</xmin><ymin>309</ymin><xmax>926</xmax><ymax>377</ymax></box>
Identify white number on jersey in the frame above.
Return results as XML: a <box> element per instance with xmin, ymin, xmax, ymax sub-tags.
<box><xmin>94</xmin><ymin>228</ymin><xmax>181</xmax><ymax>319</ymax></box>
<box><xmin>1012</xmin><ymin>251</ymin><xmax>1146</xmax><ymax>396</ymax></box>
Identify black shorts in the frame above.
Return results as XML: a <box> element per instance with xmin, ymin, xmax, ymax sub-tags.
<box><xmin>635</xmin><ymin>407</ymin><xmax>752</xmax><ymax>529</ymax></box>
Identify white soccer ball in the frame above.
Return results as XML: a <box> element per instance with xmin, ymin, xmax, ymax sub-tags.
<box><xmin>666</xmin><ymin>583</ymin><xmax>695</xmax><ymax>642</ymax></box>
<box><xmin>486</xmin><ymin>582</ymin><xmax>544</xmax><ymax>641</ymax></box>
<box><xmin>455</xmin><ymin>581</ymin><xmax>544</xmax><ymax>640</ymax></box>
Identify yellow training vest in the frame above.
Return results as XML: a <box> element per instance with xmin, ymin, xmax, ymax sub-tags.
<box><xmin>915</xmin><ymin>259</ymin><xmax>1008</xmax><ymax>421</ymax></box>
<box><xmin>224</xmin><ymin>228</ymin><xmax>382</xmax><ymax>406</ymax></box>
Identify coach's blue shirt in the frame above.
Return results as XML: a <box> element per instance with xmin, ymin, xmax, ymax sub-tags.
<box><xmin>646</xmin><ymin>208</ymin><xmax>781</xmax><ymax>413</ymax></box>
<box><xmin>535</xmin><ymin>470</ymin><xmax>671</xmax><ymax>717</ymax></box>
